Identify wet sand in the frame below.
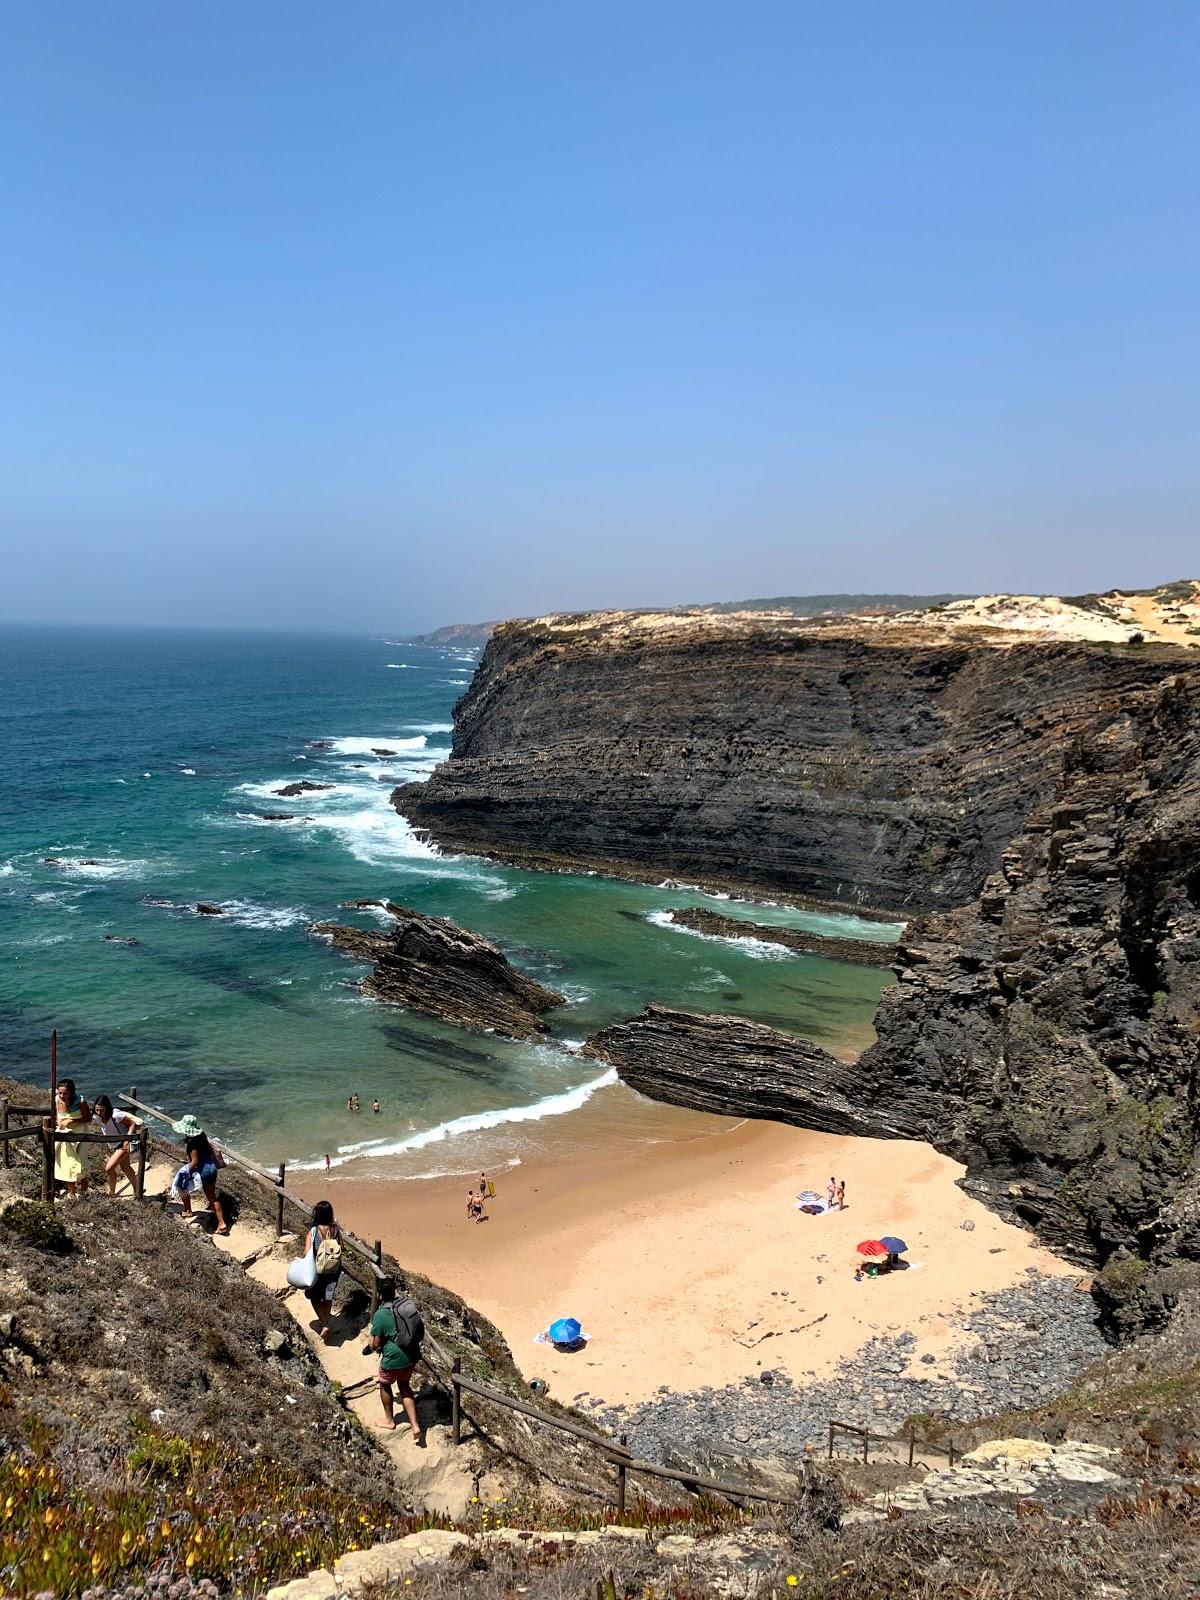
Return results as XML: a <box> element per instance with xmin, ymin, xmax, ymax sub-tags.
<box><xmin>299</xmin><ymin>1083</ymin><xmax>1081</xmax><ymax>1407</ymax></box>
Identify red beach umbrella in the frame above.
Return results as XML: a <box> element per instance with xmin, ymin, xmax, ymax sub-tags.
<box><xmin>856</xmin><ymin>1239</ymin><xmax>889</xmax><ymax>1258</ymax></box>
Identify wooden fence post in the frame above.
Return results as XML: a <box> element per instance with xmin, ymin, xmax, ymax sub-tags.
<box><xmin>908</xmin><ymin>1428</ymin><xmax>916</xmax><ymax>1469</ymax></box>
<box><xmin>136</xmin><ymin>1127</ymin><xmax>148</xmax><ymax>1199</ymax></box>
<box><xmin>862</xmin><ymin>1428</ymin><xmax>869</xmax><ymax>1464</ymax></box>
<box><xmin>278</xmin><ymin>1162</ymin><xmax>286</xmax><ymax>1189</ymax></box>
<box><xmin>41</xmin><ymin>1122</ymin><xmax>53</xmax><ymax>1201</ymax></box>
<box><xmin>616</xmin><ymin>1434</ymin><xmax>628</xmax><ymax>1514</ymax></box>
<box><xmin>276</xmin><ymin>1190</ymin><xmax>285</xmax><ymax>1237</ymax></box>
<box><xmin>948</xmin><ymin>1439</ymin><xmax>956</xmax><ymax>1468</ymax></box>
<box><xmin>50</xmin><ymin>1029</ymin><xmax>57</xmax><ymax>1113</ymax></box>
<box><xmin>451</xmin><ymin>1358</ymin><xmax>462</xmax><ymax>1446</ymax></box>
<box><xmin>828</xmin><ymin>1422</ymin><xmax>834</xmax><ymax>1459</ymax></box>
<box><xmin>2</xmin><ymin>1100</ymin><xmax>8</xmax><ymax>1169</ymax></box>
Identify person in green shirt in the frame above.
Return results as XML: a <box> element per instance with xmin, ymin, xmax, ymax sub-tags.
<box><xmin>368</xmin><ymin>1299</ymin><xmax>424</xmax><ymax>1444</ymax></box>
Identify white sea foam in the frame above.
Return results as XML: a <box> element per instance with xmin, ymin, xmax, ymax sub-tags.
<box><xmin>404</xmin><ymin>722</ymin><xmax>453</xmax><ymax>734</ymax></box>
<box><xmin>210</xmin><ymin>899</ymin><xmax>310</xmax><ymax>931</ymax></box>
<box><xmin>180</xmin><ymin>768</ymin><xmax>197</xmax><ymax>776</ymax></box>
<box><xmin>0</xmin><ymin>861</ymin><xmax>14</xmax><ymax>877</ymax></box>
<box><xmin>385</xmin><ymin>663</ymin><xmax>416</xmax><ymax>669</ymax></box>
<box><xmin>324</xmin><ymin>735</ymin><xmax>429</xmax><ymax>757</ymax></box>
<box><xmin>645</xmin><ymin>909</ymin><xmax>795</xmax><ymax>960</ymax></box>
<box><xmin>113</xmin><ymin>778</ymin><xmax>128</xmax><ymax>785</ymax></box>
<box><xmin>47</xmin><ymin>856</ymin><xmax>151</xmax><ymax>882</ymax></box>
<box><xmin>290</xmin><ymin>1068</ymin><xmax>619</xmax><ymax>1170</ymax></box>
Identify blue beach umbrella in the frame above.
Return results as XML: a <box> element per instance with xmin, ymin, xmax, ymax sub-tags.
<box><xmin>548</xmin><ymin>1317</ymin><xmax>582</xmax><ymax>1344</ymax></box>
<box><xmin>879</xmin><ymin>1236</ymin><xmax>908</xmax><ymax>1255</ymax></box>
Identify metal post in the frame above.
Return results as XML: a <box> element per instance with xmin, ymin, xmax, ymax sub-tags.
<box><xmin>451</xmin><ymin>1358</ymin><xmax>462</xmax><ymax>1446</ymax></box>
<box><xmin>136</xmin><ymin>1127</ymin><xmax>148</xmax><ymax>1199</ymax></box>
<box><xmin>616</xmin><ymin>1434</ymin><xmax>628</xmax><ymax>1514</ymax></box>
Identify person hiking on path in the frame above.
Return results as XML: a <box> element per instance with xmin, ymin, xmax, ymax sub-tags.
<box><xmin>92</xmin><ymin>1095</ymin><xmax>142</xmax><ymax>1195</ymax></box>
<box><xmin>369</xmin><ymin>1287</ymin><xmax>425</xmax><ymax>1445</ymax></box>
<box><xmin>173</xmin><ymin>1119</ymin><xmax>230</xmax><ymax>1235</ymax></box>
<box><xmin>304</xmin><ymin>1199</ymin><xmax>343</xmax><ymax>1344</ymax></box>
<box><xmin>53</xmin><ymin>1079</ymin><xmax>92</xmax><ymax>1195</ymax></box>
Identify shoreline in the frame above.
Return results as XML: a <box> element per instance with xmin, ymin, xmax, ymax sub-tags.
<box><xmin>297</xmin><ymin>1092</ymin><xmax>1084</xmax><ymax>1410</ymax></box>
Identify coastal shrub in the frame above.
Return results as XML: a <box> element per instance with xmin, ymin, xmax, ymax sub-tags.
<box><xmin>0</xmin><ymin>1437</ymin><xmax>419</xmax><ymax>1598</ymax></box>
<box><xmin>0</xmin><ymin>1199</ymin><xmax>71</xmax><ymax>1254</ymax></box>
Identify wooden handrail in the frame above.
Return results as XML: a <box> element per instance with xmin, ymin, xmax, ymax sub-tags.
<box><xmin>450</xmin><ymin>1366</ymin><xmax>800</xmax><ymax>1507</ymax></box>
<box><xmin>117</xmin><ymin>1094</ymin><xmax>283</xmax><ymax>1185</ymax></box>
<box><xmin>115</xmin><ymin>1091</ymin><xmax>388</xmax><ymax>1288</ymax></box>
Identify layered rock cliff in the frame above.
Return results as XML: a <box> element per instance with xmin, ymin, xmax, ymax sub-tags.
<box><xmin>587</xmin><ymin>668</ymin><xmax>1200</xmax><ymax>1314</ymax></box>
<box><xmin>394</xmin><ymin>611</ymin><xmax>1184</xmax><ymax>914</ymax></box>
<box><xmin>311</xmin><ymin>905</ymin><xmax>565</xmax><ymax>1040</ymax></box>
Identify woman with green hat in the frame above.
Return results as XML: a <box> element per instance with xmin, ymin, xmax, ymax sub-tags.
<box><xmin>172</xmin><ymin>1118</ymin><xmax>229</xmax><ymax>1235</ymax></box>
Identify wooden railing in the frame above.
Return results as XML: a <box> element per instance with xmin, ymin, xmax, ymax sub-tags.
<box><xmin>828</xmin><ymin>1418</ymin><xmax>958</xmax><ymax>1468</ymax></box>
<box><xmin>2</xmin><ymin>1096</ymin><xmax>149</xmax><ymax>1200</ymax></box>
<box><xmin>448</xmin><ymin>1359</ymin><xmax>806</xmax><ymax>1512</ymax></box>
<box><xmin>117</xmin><ymin>1091</ymin><xmax>393</xmax><ymax>1312</ymax></box>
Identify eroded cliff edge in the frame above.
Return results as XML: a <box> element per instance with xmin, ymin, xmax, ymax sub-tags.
<box><xmin>393</xmin><ymin>611</ymin><xmax>1184</xmax><ymax>913</ymax></box>
<box><xmin>587</xmin><ymin>669</ymin><xmax>1200</xmax><ymax>1329</ymax></box>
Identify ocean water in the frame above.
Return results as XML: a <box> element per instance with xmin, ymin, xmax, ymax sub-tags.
<box><xmin>0</xmin><ymin>625</ymin><xmax>898</xmax><ymax>1177</ymax></box>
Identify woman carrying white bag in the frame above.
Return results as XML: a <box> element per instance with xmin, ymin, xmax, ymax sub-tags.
<box><xmin>288</xmin><ymin>1199</ymin><xmax>343</xmax><ymax>1343</ymax></box>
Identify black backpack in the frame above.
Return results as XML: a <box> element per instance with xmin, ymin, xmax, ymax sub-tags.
<box><xmin>388</xmin><ymin>1294</ymin><xmax>424</xmax><ymax>1360</ymax></box>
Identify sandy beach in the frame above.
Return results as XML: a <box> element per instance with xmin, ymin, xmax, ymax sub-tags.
<box><xmin>300</xmin><ymin>1083</ymin><xmax>1083</xmax><ymax>1407</ymax></box>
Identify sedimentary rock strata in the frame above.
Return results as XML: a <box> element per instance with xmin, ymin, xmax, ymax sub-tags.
<box><xmin>311</xmin><ymin>905</ymin><xmax>564</xmax><ymax>1040</ymax></box>
<box><xmin>587</xmin><ymin>670</ymin><xmax>1200</xmax><ymax>1325</ymax></box>
<box><xmin>667</xmin><ymin>906</ymin><xmax>897</xmax><ymax>965</ymax></box>
<box><xmin>395</xmin><ymin>611</ymin><xmax>1184</xmax><ymax>914</ymax></box>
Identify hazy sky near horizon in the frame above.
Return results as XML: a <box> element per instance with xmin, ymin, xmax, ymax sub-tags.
<box><xmin>2</xmin><ymin>3</ymin><xmax>1197</xmax><ymax>633</ymax></box>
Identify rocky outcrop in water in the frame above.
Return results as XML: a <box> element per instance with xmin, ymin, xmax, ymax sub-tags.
<box><xmin>274</xmin><ymin>780</ymin><xmax>333</xmax><ymax>798</ymax></box>
<box><xmin>667</xmin><ymin>907</ymin><xmax>898</xmax><ymax>965</ymax></box>
<box><xmin>394</xmin><ymin>612</ymin><xmax>1183</xmax><ymax>914</ymax></box>
<box><xmin>587</xmin><ymin>671</ymin><xmax>1200</xmax><ymax>1324</ymax></box>
<box><xmin>311</xmin><ymin>906</ymin><xmax>565</xmax><ymax>1041</ymax></box>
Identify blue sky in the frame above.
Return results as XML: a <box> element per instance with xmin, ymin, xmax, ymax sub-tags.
<box><xmin>1</xmin><ymin>2</ymin><xmax>1197</xmax><ymax>631</ymax></box>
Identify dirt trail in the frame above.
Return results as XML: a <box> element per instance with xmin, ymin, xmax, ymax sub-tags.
<box><xmin>139</xmin><ymin>1159</ymin><xmax>476</xmax><ymax>1514</ymax></box>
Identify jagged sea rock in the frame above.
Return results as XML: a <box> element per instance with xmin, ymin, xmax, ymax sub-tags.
<box><xmin>311</xmin><ymin>906</ymin><xmax>564</xmax><ymax>1040</ymax></box>
<box><xmin>274</xmin><ymin>780</ymin><xmax>333</xmax><ymax>798</ymax></box>
<box><xmin>667</xmin><ymin>906</ymin><xmax>898</xmax><ymax>964</ymax></box>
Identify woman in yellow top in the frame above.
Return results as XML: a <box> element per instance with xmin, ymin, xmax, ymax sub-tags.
<box><xmin>53</xmin><ymin>1079</ymin><xmax>92</xmax><ymax>1195</ymax></box>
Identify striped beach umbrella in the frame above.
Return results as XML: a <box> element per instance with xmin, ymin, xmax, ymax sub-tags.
<box><xmin>856</xmin><ymin>1239</ymin><xmax>889</xmax><ymax>1258</ymax></box>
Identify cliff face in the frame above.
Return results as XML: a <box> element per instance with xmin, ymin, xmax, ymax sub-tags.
<box><xmin>394</xmin><ymin>612</ymin><xmax>1182</xmax><ymax>914</ymax></box>
<box><xmin>587</xmin><ymin>670</ymin><xmax>1200</xmax><ymax>1309</ymax></box>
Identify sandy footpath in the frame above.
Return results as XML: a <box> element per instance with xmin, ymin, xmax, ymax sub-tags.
<box><xmin>298</xmin><ymin>1085</ymin><xmax>1082</xmax><ymax>1408</ymax></box>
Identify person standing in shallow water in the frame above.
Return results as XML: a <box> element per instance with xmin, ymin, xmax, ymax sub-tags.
<box><xmin>372</xmin><ymin>1098</ymin><xmax>380</xmax><ymax>1115</ymax></box>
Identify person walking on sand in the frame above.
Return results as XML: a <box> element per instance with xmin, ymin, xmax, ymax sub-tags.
<box><xmin>304</xmin><ymin>1199</ymin><xmax>343</xmax><ymax>1344</ymax></box>
<box><xmin>173</xmin><ymin>1120</ymin><xmax>230</xmax><ymax>1235</ymax></box>
<box><xmin>466</xmin><ymin>1189</ymin><xmax>484</xmax><ymax>1223</ymax></box>
<box><xmin>92</xmin><ymin>1095</ymin><xmax>142</xmax><ymax>1195</ymax></box>
<box><xmin>324</xmin><ymin>1152</ymin><xmax>331</xmax><ymax>1170</ymax></box>
<box><xmin>53</xmin><ymin>1079</ymin><xmax>92</xmax><ymax>1195</ymax></box>
<box><xmin>368</xmin><ymin>1287</ymin><xmax>425</xmax><ymax>1445</ymax></box>
<box><xmin>836</xmin><ymin>1180</ymin><xmax>846</xmax><ymax>1211</ymax></box>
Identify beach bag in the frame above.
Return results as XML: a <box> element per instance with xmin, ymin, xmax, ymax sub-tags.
<box><xmin>314</xmin><ymin>1231</ymin><xmax>342</xmax><ymax>1275</ymax></box>
<box><xmin>213</xmin><ymin>1144</ymin><xmax>227</xmax><ymax>1170</ymax></box>
<box><xmin>172</xmin><ymin>1165</ymin><xmax>202</xmax><ymax>1199</ymax></box>
<box><xmin>286</xmin><ymin>1234</ymin><xmax>318</xmax><ymax>1290</ymax></box>
<box><xmin>388</xmin><ymin>1294</ymin><xmax>425</xmax><ymax>1361</ymax></box>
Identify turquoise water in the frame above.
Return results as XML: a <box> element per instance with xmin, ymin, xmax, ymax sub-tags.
<box><xmin>0</xmin><ymin>625</ymin><xmax>897</xmax><ymax>1176</ymax></box>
